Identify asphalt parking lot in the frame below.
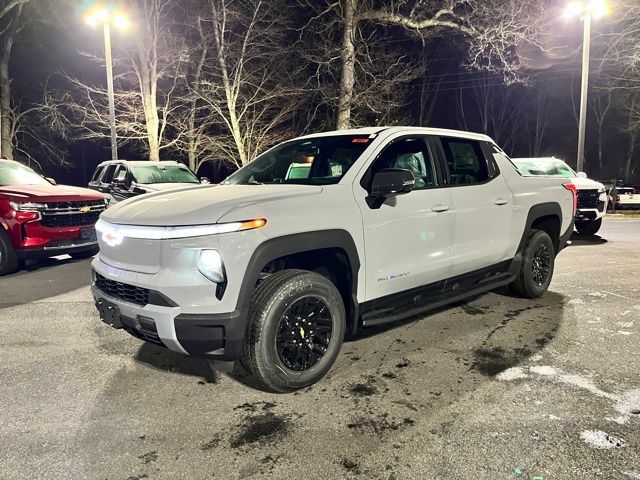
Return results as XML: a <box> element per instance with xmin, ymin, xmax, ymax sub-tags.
<box><xmin>1</xmin><ymin>218</ymin><xmax>639</xmax><ymax>480</ymax></box>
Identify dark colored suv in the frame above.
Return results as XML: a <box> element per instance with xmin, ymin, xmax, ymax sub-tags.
<box><xmin>0</xmin><ymin>159</ymin><xmax>107</xmax><ymax>275</ymax></box>
<box><xmin>88</xmin><ymin>160</ymin><xmax>205</xmax><ymax>204</ymax></box>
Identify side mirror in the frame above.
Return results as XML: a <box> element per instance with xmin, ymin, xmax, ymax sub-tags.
<box><xmin>200</xmin><ymin>177</ymin><xmax>211</xmax><ymax>184</ymax></box>
<box><xmin>46</xmin><ymin>177</ymin><xmax>57</xmax><ymax>185</ymax></box>
<box><xmin>576</xmin><ymin>171</ymin><xmax>588</xmax><ymax>178</ymax></box>
<box><xmin>112</xmin><ymin>178</ymin><xmax>127</xmax><ymax>189</ymax></box>
<box><xmin>367</xmin><ymin>168</ymin><xmax>415</xmax><ymax>208</ymax></box>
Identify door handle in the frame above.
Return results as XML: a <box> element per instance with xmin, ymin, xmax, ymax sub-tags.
<box><xmin>431</xmin><ymin>204</ymin><xmax>450</xmax><ymax>212</ymax></box>
<box><xmin>493</xmin><ymin>198</ymin><xmax>509</xmax><ymax>206</ymax></box>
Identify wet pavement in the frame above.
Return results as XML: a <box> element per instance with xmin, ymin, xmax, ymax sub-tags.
<box><xmin>1</xmin><ymin>218</ymin><xmax>639</xmax><ymax>479</ymax></box>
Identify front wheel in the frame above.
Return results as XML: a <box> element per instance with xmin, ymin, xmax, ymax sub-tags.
<box><xmin>241</xmin><ymin>269</ymin><xmax>346</xmax><ymax>392</ymax></box>
<box><xmin>509</xmin><ymin>230</ymin><xmax>555</xmax><ymax>299</ymax></box>
<box><xmin>0</xmin><ymin>230</ymin><xmax>18</xmax><ymax>276</ymax></box>
<box><xmin>575</xmin><ymin>218</ymin><xmax>602</xmax><ymax>235</ymax></box>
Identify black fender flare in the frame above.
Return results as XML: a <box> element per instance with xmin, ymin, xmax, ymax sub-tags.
<box><xmin>235</xmin><ymin>229</ymin><xmax>361</xmax><ymax>318</ymax></box>
<box><xmin>515</xmin><ymin>202</ymin><xmax>567</xmax><ymax>256</ymax></box>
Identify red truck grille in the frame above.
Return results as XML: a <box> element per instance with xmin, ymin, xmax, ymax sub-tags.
<box><xmin>40</xmin><ymin>200</ymin><xmax>106</xmax><ymax>228</ymax></box>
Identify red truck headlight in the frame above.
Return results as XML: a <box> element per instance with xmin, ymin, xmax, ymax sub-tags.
<box><xmin>8</xmin><ymin>201</ymin><xmax>45</xmax><ymax>222</ymax></box>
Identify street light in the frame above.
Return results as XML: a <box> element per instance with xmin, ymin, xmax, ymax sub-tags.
<box><xmin>83</xmin><ymin>3</ymin><xmax>130</xmax><ymax>161</ymax></box>
<box><xmin>564</xmin><ymin>0</ymin><xmax>608</xmax><ymax>173</ymax></box>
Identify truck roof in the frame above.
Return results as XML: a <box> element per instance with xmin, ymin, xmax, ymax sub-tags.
<box><xmin>96</xmin><ymin>160</ymin><xmax>186</xmax><ymax>167</ymax></box>
<box><xmin>296</xmin><ymin>126</ymin><xmax>494</xmax><ymax>143</ymax></box>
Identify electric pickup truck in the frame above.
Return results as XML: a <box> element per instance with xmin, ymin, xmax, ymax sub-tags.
<box><xmin>91</xmin><ymin>127</ymin><xmax>576</xmax><ymax>391</ymax></box>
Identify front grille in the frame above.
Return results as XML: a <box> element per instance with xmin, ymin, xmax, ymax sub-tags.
<box><xmin>95</xmin><ymin>273</ymin><xmax>149</xmax><ymax>306</ymax></box>
<box><xmin>40</xmin><ymin>200</ymin><xmax>106</xmax><ymax>228</ymax></box>
<box><xmin>577</xmin><ymin>189</ymin><xmax>599</xmax><ymax>209</ymax></box>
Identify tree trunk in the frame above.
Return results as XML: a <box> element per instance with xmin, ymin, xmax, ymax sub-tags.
<box><xmin>336</xmin><ymin>0</ymin><xmax>357</xmax><ymax>130</ymax></box>
<box><xmin>0</xmin><ymin>16</ymin><xmax>18</xmax><ymax>159</ymax></box>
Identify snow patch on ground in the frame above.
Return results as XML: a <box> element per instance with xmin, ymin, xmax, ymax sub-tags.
<box><xmin>529</xmin><ymin>365</ymin><xmax>560</xmax><ymax>376</ymax></box>
<box><xmin>529</xmin><ymin>353</ymin><xmax>543</xmax><ymax>362</ymax></box>
<box><xmin>617</xmin><ymin>331</ymin><xmax>633</xmax><ymax>336</ymax></box>
<box><xmin>495</xmin><ymin>367</ymin><xmax>528</xmax><ymax>381</ymax></box>
<box><xmin>616</xmin><ymin>321</ymin><xmax>634</xmax><ymax>328</ymax></box>
<box><xmin>614</xmin><ymin>389</ymin><xmax>640</xmax><ymax>423</ymax></box>
<box><xmin>580</xmin><ymin>430</ymin><xmax>626</xmax><ymax>449</ymax></box>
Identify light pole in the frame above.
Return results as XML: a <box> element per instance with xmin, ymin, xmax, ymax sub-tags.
<box><xmin>565</xmin><ymin>0</ymin><xmax>608</xmax><ymax>173</ymax></box>
<box><xmin>84</xmin><ymin>4</ymin><xmax>130</xmax><ymax>161</ymax></box>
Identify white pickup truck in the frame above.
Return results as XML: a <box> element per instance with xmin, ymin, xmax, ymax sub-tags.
<box><xmin>91</xmin><ymin>127</ymin><xmax>575</xmax><ymax>391</ymax></box>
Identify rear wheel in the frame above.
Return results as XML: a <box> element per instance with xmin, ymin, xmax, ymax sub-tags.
<box><xmin>509</xmin><ymin>230</ymin><xmax>555</xmax><ymax>299</ymax></box>
<box><xmin>70</xmin><ymin>246</ymin><xmax>99</xmax><ymax>259</ymax></box>
<box><xmin>0</xmin><ymin>230</ymin><xmax>19</xmax><ymax>276</ymax></box>
<box><xmin>241</xmin><ymin>269</ymin><xmax>346</xmax><ymax>392</ymax></box>
<box><xmin>575</xmin><ymin>218</ymin><xmax>602</xmax><ymax>235</ymax></box>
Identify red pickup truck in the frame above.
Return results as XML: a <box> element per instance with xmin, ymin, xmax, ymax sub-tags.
<box><xmin>0</xmin><ymin>159</ymin><xmax>108</xmax><ymax>275</ymax></box>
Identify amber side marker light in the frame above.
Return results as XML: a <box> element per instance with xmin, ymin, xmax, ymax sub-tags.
<box><xmin>241</xmin><ymin>218</ymin><xmax>267</xmax><ymax>231</ymax></box>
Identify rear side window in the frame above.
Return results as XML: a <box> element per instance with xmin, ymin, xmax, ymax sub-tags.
<box><xmin>102</xmin><ymin>165</ymin><xmax>118</xmax><ymax>184</ymax></box>
<box><xmin>91</xmin><ymin>166</ymin><xmax>104</xmax><ymax>182</ymax></box>
<box><xmin>441</xmin><ymin>137</ymin><xmax>489</xmax><ymax>185</ymax></box>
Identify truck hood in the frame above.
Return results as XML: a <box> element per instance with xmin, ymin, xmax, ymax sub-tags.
<box><xmin>101</xmin><ymin>184</ymin><xmax>323</xmax><ymax>226</ymax></box>
<box><xmin>571</xmin><ymin>177</ymin><xmax>605</xmax><ymax>190</ymax></box>
<box><xmin>0</xmin><ymin>183</ymin><xmax>105</xmax><ymax>202</ymax></box>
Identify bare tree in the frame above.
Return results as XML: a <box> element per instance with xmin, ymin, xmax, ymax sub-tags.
<box><xmin>0</xmin><ymin>0</ymin><xmax>28</xmax><ymax>157</ymax></box>
<box><xmin>180</xmin><ymin>0</ymin><xmax>303</xmax><ymax>169</ymax></box>
<box><xmin>42</xmin><ymin>0</ymin><xmax>190</xmax><ymax>161</ymax></box>
<box><xmin>300</xmin><ymin>0</ymin><xmax>555</xmax><ymax>130</ymax></box>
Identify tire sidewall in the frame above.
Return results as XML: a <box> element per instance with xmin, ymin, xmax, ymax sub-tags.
<box><xmin>256</xmin><ymin>274</ymin><xmax>345</xmax><ymax>390</ymax></box>
<box><xmin>0</xmin><ymin>229</ymin><xmax>18</xmax><ymax>276</ymax></box>
<box><xmin>522</xmin><ymin>230</ymin><xmax>555</xmax><ymax>297</ymax></box>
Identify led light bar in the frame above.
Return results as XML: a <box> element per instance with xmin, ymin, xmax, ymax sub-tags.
<box><xmin>95</xmin><ymin>218</ymin><xmax>266</xmax><ymax>241</ymax></box>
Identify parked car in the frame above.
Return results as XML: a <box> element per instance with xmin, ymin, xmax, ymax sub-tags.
<box><xmin>608</xmin><ymin>186</ymin><xmax>639</xmax><ymax>210</ymax></box>
<box><xmin>92</xmin><ymin>127</ymin><xmax>575</xmax><ymax>391</ymax></box>
<box><xmin>0</xmin><ymin>158</ymin><xmax>107</xmax><ymax>275</ymax></box>
<box><xmin>88</xmin><ymin>160</ymin><xmax>206</xmax><ymax>204</ymax></box>
<box><xmin>512</xmin><ymin>157</ymin><xmax>607</xmax><ymax>235</ymax></box>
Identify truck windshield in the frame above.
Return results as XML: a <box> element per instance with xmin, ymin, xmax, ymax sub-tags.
<box><xmin>514</xmin><ymin>159</ymin><xmax>576</xmax><ymax>178</ymax></box>
<box><xmin>131</xmin><ymin>165</ymin><xmax>199</xmax><ymax>185</ymax></box>
<box><xmin>224</xmin><ymin>135</ymin><xmax>373</xmax><ymax>186</ymax></box>
<box><xmin>0</xmin><ymin>161</ymin><xmax>51</xmax><ymax>186</ymax></box>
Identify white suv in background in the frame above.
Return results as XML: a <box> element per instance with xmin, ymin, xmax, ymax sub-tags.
<box><xmin>513</xmin><ymin>157</ymin><xmax>607</xmax><ymax>235</ymax></box>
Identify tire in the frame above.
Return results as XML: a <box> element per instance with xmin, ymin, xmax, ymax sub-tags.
<box><xmin>509</xmin><ymin>230</ymin><xmax>555</xmax><ymax>299</ymax></box>
<box><xmin>575</xmin><ymin>218</ymin><xmax>602</xmax><ymax>235</ymax></box>
<box><xmin>241</xmin><ymin>269</ymin><xmax>346</xmax><ymax>392</ymax></box>
<box><xmin>70</xmin><ymin>246</ymin><xmax>99</xmax><ymax>259</ymax></box>
<box><xmin>0</xmin><ymin>230</ymin><xmax>19</xmax><ymax>276</ymax></box>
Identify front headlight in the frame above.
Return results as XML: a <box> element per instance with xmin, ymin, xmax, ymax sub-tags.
<box><xmin>9</xmin><ymin>201</ymin><xmax>46</xmax><ymax>212</ymax></box>
<box><xmin>198</xmin><ymin>250</ymin><xmax>226</xmax><ymax>283</ymax></box>
<box><xmin>599</xmin><ymin>189</ymin><xmax>607</xmax><ymax>201</ymax></box>
<box><xmin>95</xmin><ymin>218</ymin><xmax>266</xmax><ymax>240</ymax></box>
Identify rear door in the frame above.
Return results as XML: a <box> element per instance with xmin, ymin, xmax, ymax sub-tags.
<box><xmin>356</xmin><ymin>135</ymin><xmax>454</xmax><ymax>302</ymax></box>
<box><xmin>435</xmin><ymin>136</ymin><xmax>514</xmax><ymax>276</ymax></box>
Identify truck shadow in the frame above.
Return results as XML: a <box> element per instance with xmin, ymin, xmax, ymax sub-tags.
<box><xmin>132</xmin><ymin>290</ymin><xmax>567</xmax><ymax>390</ymax></box>
<box><xmin>135</xmin><ymin>342</ymin><xmax>217</xmax><ymax>383</ymax></box>
<box><xmin>0</xmin><ymin>257</ymin><xmax>93</xmax><ymax>309</ymax></box>
<box><xmin>569</xmin><ymin>232</ymin><xmax>607</xmax><ymax>246</ymax></box>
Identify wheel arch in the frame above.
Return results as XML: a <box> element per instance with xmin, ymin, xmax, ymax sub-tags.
<box><xmin>235</xmin><ymin>230</ymin><xmax>361</xmax><ymax>333</ymax></box>
<box><xmin>517</xmin><ymin>202</ymin><xmax>563</xmax><ymax>254</ymax></box>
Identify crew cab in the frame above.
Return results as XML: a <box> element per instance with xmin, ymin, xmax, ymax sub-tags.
<box><xmin>88</xmin><ymin>160</ymin><xmax>206</xmax><ymax>204</ymax></box>
<box><xmin>91</xmin><ymin>127</ymin><xmax>575</xmax><ymax>391</ymax></box>
<box><xmin>512</xmin><ymin>157</ymin><xmax>607</xmax><ymax>235</ymax></box>
<box><xmin>0</xmin><ymin>159</ymin><xmax>107</xmax><ymax>275</ymax></box>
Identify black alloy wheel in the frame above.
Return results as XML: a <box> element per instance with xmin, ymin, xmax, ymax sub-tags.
<box><xmin>531</xmin><ymin>242</ymin><xmax>551</xmax><ymax>286</ymax></box>
<box><xmin>276</xmin><ymin>296</ymin><xmax>333</xmax><ymax>372</ymax></box>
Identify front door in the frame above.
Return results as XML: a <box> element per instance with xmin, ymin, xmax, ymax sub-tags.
<box><xmin>355</xmin><ymin>136</ymin><xmax>454</xmax><ymax>302</ymax></box>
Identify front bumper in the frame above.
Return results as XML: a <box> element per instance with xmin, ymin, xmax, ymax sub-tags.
<box><xmin>17</xmin><ymin>239</ymin><xmax>97</xmax><ymax>260</ymax></box>
<box><xmin>92</xmin><ymin>281</ymin><xmax>248</xmax><ymax>360</ymax></box>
